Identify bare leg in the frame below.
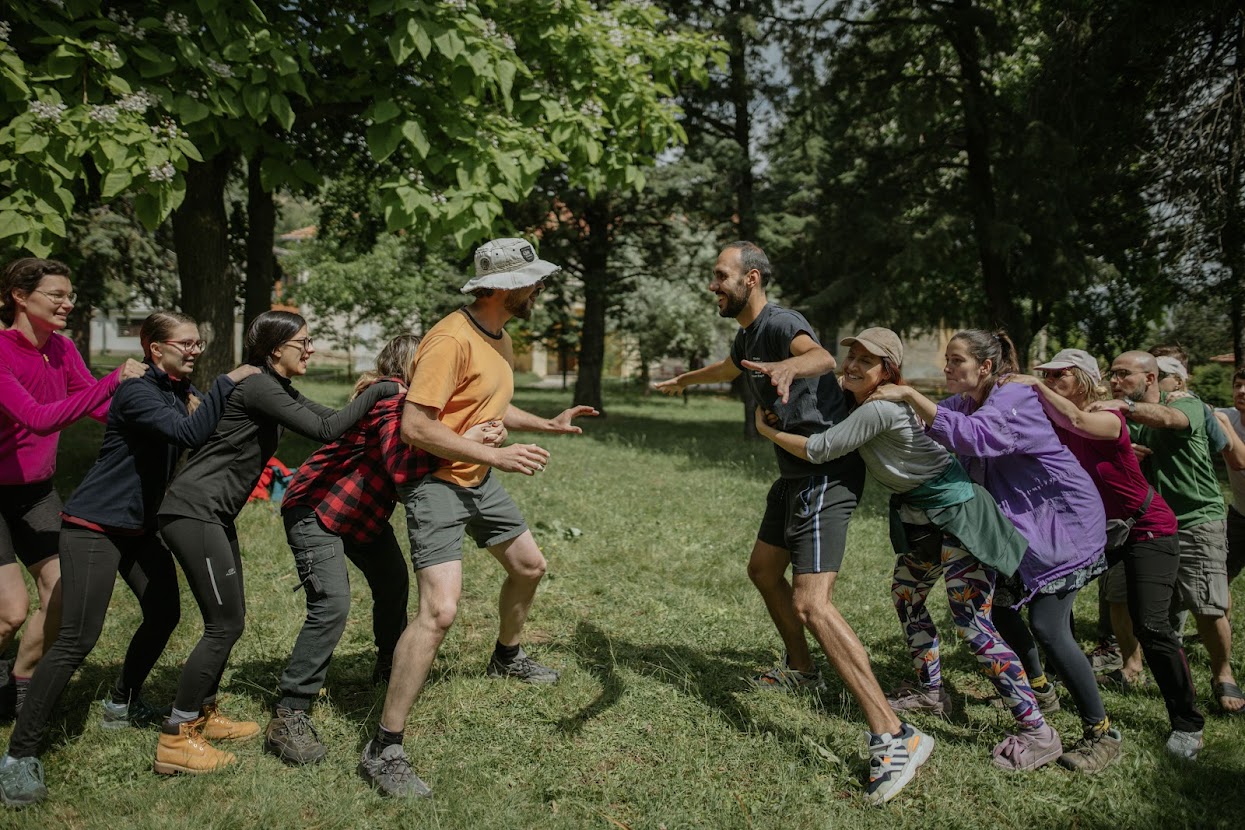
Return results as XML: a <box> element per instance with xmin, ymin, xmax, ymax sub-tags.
<box><xmin>487</xmin><ymin>531</ymin><xmax>547</xmax><ymax>647</ymax></box>
<box><xmin>380</xmin><ymin>561</ymin><xmax>462</xmax><ymax>733</ymax></box>
<box><xmin>746</xmin><ymin>540</ymin><xmax>812</xmax><ymax>672</ymax></box>
<box><xmin>1109</xmin><ymin>601</ymin><xmax>1144</xmax><ymax>681</ymax></box>
<box><xmin>13</xmin><ymin>555</ymin><xmax>61</xmax><ymax>677</ymax></box>
<box><xmin>0</xmin><ymin>563</ymin><xmax>30</xmax><ymax>656</ymax></box>
<box><xmin>1197</xmin><ymin>613</ymin><xmax>1244</xmax><ymax>713</ymax></box>
<box><xmin>792</xmin><ymin>571</ymin><xmax>901</xmax><ymax>735</ymax></box>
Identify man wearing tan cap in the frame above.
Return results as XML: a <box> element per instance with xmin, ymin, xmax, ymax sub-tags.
<box><xmin>359</xmin><ymin>238</ymin><xmax>598</xmax><ymax>798</ymax></box>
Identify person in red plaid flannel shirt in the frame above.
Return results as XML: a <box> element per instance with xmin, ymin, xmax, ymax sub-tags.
<box><xmin>359</xmin><ymin>238</ymin><xmax>598</xmax><ymax>798</ymax></box>
<box><xmin>265</xmin><ymin>334</ymin><xmax>506</xmax><ymax>766</ymax></box>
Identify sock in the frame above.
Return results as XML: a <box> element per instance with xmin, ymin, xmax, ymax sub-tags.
<box><xmin>13</xmin><ymin>676</ymin><xmax>29</xmax><ymax>714</ymax></box>
<box><xmin>1030</xmin><ymin>673</ymin><xmax>1050</xmax><ymax>692</ymax></box>
<box><xmin>494</xmin><ymin>641</ymin><xmax>520</xmax><ymax>662</ymax></box>
<box><xmin>371</xmin><ymin>725</ymin><xmax>403</xmax><ymax>756</ymax></box>
<box><xmin>168</xmin><ymin>707</ymin><xmax>199</xmax><ymax>726</ymax></box>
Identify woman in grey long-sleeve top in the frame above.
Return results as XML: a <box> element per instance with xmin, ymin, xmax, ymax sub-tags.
<box><xmin>753</xmin><ymin>328</ymin><xmax>1056</xmax><ymax>772</ymax></box>
<box><xmin>153</xmin><ymin>311</ymin><xmax>399</xmax><ymax>776</ymax></box>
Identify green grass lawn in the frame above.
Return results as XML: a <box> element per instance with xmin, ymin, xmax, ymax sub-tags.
<box><xmin>8</xmin><ymin>373</ymin><xmax>1245</xmax><ymax>829</ymax></box>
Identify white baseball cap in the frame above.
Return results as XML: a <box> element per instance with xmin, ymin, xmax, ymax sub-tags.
<box><xmin>1155</xmin><ymin>356</ymin><xmax>1188</xmax><ymax>381</ymax></box>
<box><xmin>460</xmin><ymin>238</ymin><xmax>560</xmax><ymax>294</ymax></box>
<box><xmin>1034</xmin><ymin>348</ymin><xmax>1102</xmax><ymax>384</ymax></box>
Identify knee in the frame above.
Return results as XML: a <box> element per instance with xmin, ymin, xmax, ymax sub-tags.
<box><xmin>418</xmin><ymin>599</ymin><xmax>458</xmax><ymax>634</ymax></box>
<box><xmin>747</xmin><ymin>559</ymin><xmax>780</xmax><ymax>589</ymax></box>
<box><xmin>792</xmin><ymin>595</ymin><xmax>827</xmax><ymax>627</ymax></box>
<box><xmin>0</xmin><ymin>605</ymin><xmax>27</xmax><ymax>640</ymax></box>
<box><xmin>144</xmin><ymin>594</ymin><xmax>181</xmax><ymax>633</ymax></box>
<box><xmin>206</xmin><ymin>614</ymin><xmax>246</xmax><ymax>645</ymax></box>
<box><xmin>510</xmin><ymin>554</ymin><xmax>547</xmax><ymax>583</ymax></box>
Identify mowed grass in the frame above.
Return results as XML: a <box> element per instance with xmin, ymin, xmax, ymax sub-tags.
<box><xmin>5</xmin><ymin>374</ymin><xmax>1244</xmax><ymax>830</ymax></box>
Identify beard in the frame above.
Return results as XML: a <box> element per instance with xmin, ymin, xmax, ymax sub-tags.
<box><xmin>504</xmin><ymin>290</ymin><xmax>538</xmax><ymax>319</ymax></box>
<box><xmin>718</xmin><ymin>283</ymin><xmax>751</xmax><ymax>318</ymax></box>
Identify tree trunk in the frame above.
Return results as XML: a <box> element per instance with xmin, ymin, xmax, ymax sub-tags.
<box><xmin>726</xmin><ymin>0</ymin><xmax>756</xmax><ymax>241</ymax></box>
<box><xmin>1225</xmin><ymin>19</ymin><xmax>1245</xmax><ymax>371</ymax></box>
<box><xmin>573</xmin><ymin>196</ymin><xmax>611</xmax><ymax>412</ymax></box>
<box><xmin>947</xmin><ymin>1</ymin><xmax>1014</xmax><ymax>340</ymax></box>
<box><xmin>174</xmin><ymin>154</ymin><xmax>237</xmax><ymax>378</ymax></box>
<box><xmin>68</xmin><ymin>303</ymin><xmax>92</xmax><ymax>369</ymax></box>
<box><xmin>244</xmin><ymin>151</ymin><xmax>276</xmax><ymax>330</ymax></box>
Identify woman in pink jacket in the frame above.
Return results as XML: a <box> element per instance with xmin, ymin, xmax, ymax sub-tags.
<box><xmin>0</xmin><ymin>258</ymin><xmax>143</xmax><ymax>715</ymax></box>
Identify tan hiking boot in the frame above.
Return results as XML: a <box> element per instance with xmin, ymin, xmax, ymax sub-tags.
<box><xmin>153</xmin><ymin>718</ymin><xmax>236</xmax><ymax>775</ymax></box>
<box><xmin>201</xmin><ymin>702</ymin><xmax>260</xmax><ymax>741</ymax></box>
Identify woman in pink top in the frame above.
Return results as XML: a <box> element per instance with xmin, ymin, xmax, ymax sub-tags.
<box><xmin>1005</xmin><ymin>349</ymin><xmax>1205</xmax><ymax>760</ymax></box>
<box><xmin>0</xmin><ymin>258</ymin><xmax>143</xmax><ymax>715</ymax></box>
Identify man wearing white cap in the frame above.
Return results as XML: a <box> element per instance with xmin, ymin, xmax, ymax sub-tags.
<box><xmin>1090</xmin><ymin>350</ymin><xmax>1243</xmax><ymax>716</ymax></box>
<box><xmin>358</xmin><ymin>238</ymin><xmax>598</xmax><ymax>797</ymax></box>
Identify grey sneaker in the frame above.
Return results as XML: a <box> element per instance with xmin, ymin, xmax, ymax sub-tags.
<box><xmin>1165</xmin><ymin>729</ymin><xmax>1203</xmax><ymax>761</ymax></box>
<box><xmin>264</xmin><ymin>708</ymin><xmax>327</xmax><ymax>765</ymax></box>
<box><xmin>358</xmin><ymin>741</ymin><xmax>431</xmax><ymax>798</ymax></box>
<box><xmin>1057</xmin><ymin>726</ymin><xmax>1123</xmax><ymax>774</ymax></box>
<box><xmin>0</xmin><ymin>756</ymin><xmax>47</xmax><ymax>807</ymax></box>
<box><xmin>748</xmin><ymin>657</ymin><xmax>826</xmax><ymax>692</ymax></box>
<box><xmin>994</xmin><ymin>680</ymin><xmax>1060</xmax><ymax>714</ymax></box>
<box><xmin>101</xmin><ymin>697</ymin><xmax>169</xmax><ymax>730</ymax></box>
<box><xmin>992</xmin><ymin>724</ymin><xmax>1063</xmax><ymax>771</ymax></box>
<box><xmin>864</xmin><ymin>723</ymin><xmax>934</xmax><ymax>805</ymax></box>
<box><xmin>486</xmin><ymin>647</ymin><xmax>559</xmax><ymax>684</ymax></box>
<box><xmin>886</xmin><ymin>680</ymin><xmax>952</xmax><ymax>717</ymax></box>
<box><xmin>1088</xmin><ymin>640</ymin><xmax>1123</xmax><ymax>675</ymax></box>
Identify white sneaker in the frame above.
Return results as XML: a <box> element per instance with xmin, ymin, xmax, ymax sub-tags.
<box><xmin>864</xmin><ymin>723</ymin><xmax>934</xmax><ymax>805</ymax></box>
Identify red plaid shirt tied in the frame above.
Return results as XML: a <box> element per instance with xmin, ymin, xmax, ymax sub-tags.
<box><xmin>283</xmin><ymin>386</ymin><xmax>439</xmax><ymax>543</ymax></box>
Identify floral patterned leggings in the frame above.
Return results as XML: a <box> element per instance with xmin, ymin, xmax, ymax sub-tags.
<box><xmin>892</xmin><ymin>537</ymin><xmax>1045</xmax><ymax>730</ymax></box>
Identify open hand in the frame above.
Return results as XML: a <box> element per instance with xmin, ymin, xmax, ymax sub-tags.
<box><xmin>226</xmin><ymin>364</ymin><xmax>262</xmax><ymax>384</ymax></box>
<box><xmin>741</xmin><ymin>359</ymin><xmax>796</xmax><ymax>404</ymax></box>
<box><xmin>653</xmin><ymin>377</ymin><xmax>686</xmax><ymax>397</ymax></box>
<box><xmin>867</xmin><ymin>384</ymin><xmax>911</xmax><ymax>404</ymax></box>
<box><xmin>549</xmin><ymin>405</ymin><xmax>600</xmax><ymax>434</ymax></box>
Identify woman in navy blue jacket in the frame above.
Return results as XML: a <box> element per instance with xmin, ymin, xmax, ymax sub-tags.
<box><xmin>0</xmin><ymin>311</ymin><xmax>256</xmax><ymax>807</ymax></box>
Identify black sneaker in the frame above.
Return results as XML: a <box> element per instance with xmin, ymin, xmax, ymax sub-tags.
<box><xmin>358</xmin><ymin>740</ymin><xmax>431</xmax><ymax>798</ymax></box>
<box><xmin>264</xmin><ymin>708</ymin><xmax>327</xmax><ymax>765</ymax></box>
<box><xmin>485</xmin><ymin>647</ymin><xmax>559</xmax><ymax>684</ymax></box>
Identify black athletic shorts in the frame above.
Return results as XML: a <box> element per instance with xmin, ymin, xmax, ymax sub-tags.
<box><xmin>757</xmin><ymin>475</ymin><xmax>859</xmax><ymax>575</ymax></box>
<box><xmin>0</xmin><ymin>479</ymin><xmax>64</xmax><ymax>568</ymax></box>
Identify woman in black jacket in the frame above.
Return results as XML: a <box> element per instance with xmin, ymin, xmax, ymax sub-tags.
<box><xmin>153</xmin><ymin>311</ymin><xmax>399</xmax><ymax>776</ymax></box>
<box><xmin>0</xmin><ymin>311</ymin><xmax>256</xmax><ymax>807</ymax></box>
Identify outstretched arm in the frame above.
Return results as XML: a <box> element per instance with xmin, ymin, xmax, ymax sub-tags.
<box><xmin>1001</xmin><ymin>374</ymin><xmax>1121</xmax><ymax>441</ymax></box>
<box><xmin>739</xmin><ymin>333</ymin><xmax>835</xmax><ymax>404</ymax></box>
<box><xmin>503</xmin><ymin>404</ymin><xmax>599</xmax><ymax>434</ymax></box>
<box><xmin>653</xmin><ymin>358</ymin><xmax>741</xmax><ymax>396</ymax></box>
<box><xmin>1088</xmin><ymin>398</ymin><xmax>1190</xmax><ymax>430</ymax></box>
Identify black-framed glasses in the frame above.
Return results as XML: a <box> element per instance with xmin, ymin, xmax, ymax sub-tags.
<box><xmin>283</xmin><ymin>337</ymin><xmax>314</xmax><ymax>352</ymax></box>
<box><xmin>1039</xmin><ymin>368</ymin><xmax>1074</xmax><ymax>380</ymax></box>
<box><xmin>162</xmin><ymin>339</ymin><xmax>207</xmax><ymax>354</ymax></box>
<box><xmin>1108</xmin><ymin>368</ymin><xmax>1144</xmax><ymax>380</ymax></box>
<box><xmin>35</xmin><ymin>289</ymin><xmax>77</xmax><ymax>305</ymax></box>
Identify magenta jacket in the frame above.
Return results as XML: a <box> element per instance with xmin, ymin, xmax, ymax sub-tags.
<box><xmin>0</xmin><ymin>329</ymin><xmax>123</xmax><ymax>485</ymax></box>
<box><xmin>928</xmin><ymin>382</ymin><xmax>1107</xmax><ymax>604</ymax></box>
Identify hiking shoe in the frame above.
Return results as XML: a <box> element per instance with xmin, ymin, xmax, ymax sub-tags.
<box><xmin>486</xmin><ymin>647</ymin><xmax>559</xmax><ymax>684</ymax></box>
<box><xmin>201</xmin><ymin>702</ymin><xmax>260</xmax><ymax>741</ymax></box>
<box><xmin>153</xmin><ymin>718</ymin><xmax>236</xmax><ymax>775</ymax></box>
<box><xmin>748</xmin><ymin>657</ymin><xmax>826</xmax><ymax>692</ymax></box>
<box><xmin>1097</xmin><ymin>669</ymin><xmax>1149</xmax><ymax>693</ymax></box>
<box><xmin>886</xmin><ymin>680</ymin><xmax>952</xmax><ymax>717</ymax></box>
<box><xmin>1088</xmin><ymin>640</ymin><xmax>1123</xmax><ymax>675</ymax></box>
<box><xmin>864</xmin><ymin>722</ymin><xmax>933</xmax><ymax>805</ymax></box>
<box><xmin>992</xmin><ymin>724</ymin><xmax>1063</xmax><ymax>771</ymax></box>
<box><xmin>1165</xmin><ymin>729</ymin><xmax>1203</xmax><ymax>761</ymax></box>
<box><xmin>265</xmin><ymin>708</ymin><xmax>327</xmax><ymax>765</ymax></box>
<box><xmin>101</xmin><ymin>697</ymin><xmax>169</xmax><ymax>730</ymax></box>
<box><xmin>358</xmin><ymin>740</ymin><xmax>431</xmax><ymax>798</ymax></box>
<box><xmin>1032</xmin><ymin>682</ymin><xmax>1061</xmax><ymax>714</ymax></box>
<box><xmin>1058</xmin><ymin>726</ymin><xmax>1122</xmax><ymax>774</ymax></box>
<box><xmin>0</xmin><ymin>757</ymin><xmax>47</xmax><ymax>807</ymax></box>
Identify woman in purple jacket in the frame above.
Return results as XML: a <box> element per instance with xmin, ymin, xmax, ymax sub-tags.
<box><xmin>872</xmin><ymin>329</ymin><xmax>1116</xmax><ymax>773</ymax></box>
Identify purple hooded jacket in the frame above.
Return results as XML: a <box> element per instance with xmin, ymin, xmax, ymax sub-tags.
<box><xmin>928</xmin><ymin>382</ymin><xmax>1106</xmax><ymax>605</ymax></box>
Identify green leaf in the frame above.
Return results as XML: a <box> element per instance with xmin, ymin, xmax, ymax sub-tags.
<box><xmin>133</xmin><ymin>191</ymin><xmax>163</xmax><ymax>229</ymax></box>
<box><xmin>273</xmin><ymin>51</ymin><xmax>299</xmax><ymax>76</ymax></box>
<box><xmin>0</xmin><ymin>211</ymin><xmax>31</xmax><ymax>241</ymax></box>
<box><xmin>388</xmin><ymin>26</ymin><xmax>414</xmax><ymax>65</ymax></box>
<box><xmin>177</xmin><ymin>96</ymin><xmax>211</xmax><ymax>124</ymax></box>
<box><xmin>401</xmin><ymin>119</ymin><xmax>430</xmax><ymax>159</ymax></box>
<box><xmin>223</xmin><ymin>42</ymin><xmax>251</xmax><ymax>62</ymax></box>
<box><xmin>367</xmin><ymin>122</ymin><xmax>402</xmax><ymax>162</ymax></box>
<box><xmin>433</xmin><ymin>28</ymin><xmax>465</xmax><ymax>61</ymax></box>
<box><xmin>101</xmin><ymin>168</ymin><xmax>133</xmax><ymax>199</ymax></box>
<box><xmin>16</xmin><ymin>133</ymin><xmax>49</xmax><ymax>154</ymax></box>
<box><xmin>244</xmin><ymin>86</ymin><xmax>271</xmax><ymax>120</ymax></box>
<box><xmin>372</xmin><ymin>99</ymin><xmax>401</xmax><ymax>124</ymax></box>
<box><xmin>270</xmin><ymin>93</ymin><xmax>294</xmax><ymax>130</ymax></box>
<box><xmin>41</xmin><ymin>46</ymin><xmax>80</xmax><ymax>80</ymax></box>
<box><xmin>259</xmin><ymin>155</ymin><xmax>293</xmax><ymax>190</ymax></box>
<box><xmin>412</xmin><ymin>21</ymin><xmax>432</xmax><ymax>60</ymax></box>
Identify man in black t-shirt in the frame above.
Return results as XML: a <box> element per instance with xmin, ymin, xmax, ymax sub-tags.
<box><xmin>654</xmin><ymin>242</ymin><xmax>931</xmax><ymax>805</ymax></box>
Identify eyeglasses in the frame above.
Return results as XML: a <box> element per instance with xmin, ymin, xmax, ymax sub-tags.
<box><xmin>1038</xmin><ymin>368</ymin><xmax>1074</xmax><ymax>380</ymax></box>
<box><xmin>35</xmin><ymin>289</ymin><xmax>77</xmax><ymax>305</ymax></box>
<box><xmin>1108</xmin><ymin>368</ymin><xmax>1144</xmax><ymax>381</ymax></box>
<box><xmin>162</xmin><ymin>339</ymin><xmax>207</xmax><ymax>354</ymax></box>
<box><xmin>283</xmin><ymin>337</ymin><xmax>314</xmax><ymax>352</ymax></box>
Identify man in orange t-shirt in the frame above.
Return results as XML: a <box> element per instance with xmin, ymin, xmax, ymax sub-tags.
<box><xmin>358</xmin><ymin>238</ymin><xmax>598</xmax><ymax>799</ymax></box>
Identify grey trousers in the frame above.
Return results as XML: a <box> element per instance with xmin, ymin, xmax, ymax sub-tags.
<box><xmin>276</xmin><ymin>508</ymin><xmax>410</xmax><ymax>710</ymax></box>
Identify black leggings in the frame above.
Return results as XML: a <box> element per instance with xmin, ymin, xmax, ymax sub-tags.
<box><xmin>158</xmin><ymin>516</ymin><xmax>246</xmax><ymax>714</ymax></box>
<box><xmin>993</xmin><ymin>587</ymin><xmax>1108</xmax><ymax>726</ymax></box>
<box><xmin>8</xmin><ymin>524</ymin><xmax>180</xmax><ymax>757</ymax></box>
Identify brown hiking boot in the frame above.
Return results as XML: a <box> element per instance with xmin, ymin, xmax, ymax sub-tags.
<box><xmin>153</xmin><ymin>718</ymin><xmax>236</xmax><ymax>775</ymax></box>
<box><xmin>201</xmin><ymin>702</ymin><xmax>260</xmax><ymax>741</ymax></box>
